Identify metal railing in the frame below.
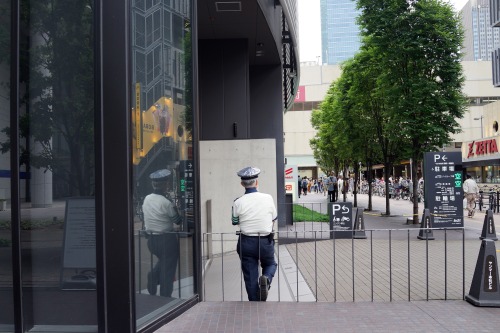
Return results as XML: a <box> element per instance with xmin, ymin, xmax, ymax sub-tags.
<box><xmin>477</xmin><ymin>191</ymin><xmax>500</xmax><ymax>213</ymax></box>
<box><xmin>202</xmin><ymin>227</ymin><xmax>477</xmax><ymax>303</ymax></box>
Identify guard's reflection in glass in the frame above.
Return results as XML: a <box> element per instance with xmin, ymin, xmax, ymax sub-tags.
<box><xmin>142</xmin><ymin>169</ymin><xmax>182</xmax><ymax>297</ymax></box>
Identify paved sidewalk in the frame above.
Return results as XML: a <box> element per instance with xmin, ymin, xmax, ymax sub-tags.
<box><xmin>160</xmin><ymin>193</ymin><xmax>500</xmax><ymax>332</ymax></box>
<box><xmin>157</xmin><ymin>300</ymin><xmax>500</xmax><ymax>332</ymax></box>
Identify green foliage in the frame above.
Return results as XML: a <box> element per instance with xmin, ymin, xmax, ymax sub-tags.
<box><xmin>357</xmin><ymin>0</ymin><xmax>466</xmax><ymax>158</ymax></box>
<box><xmin>0</xmin><ymin>218</ymin><xmax>64</xmax><ymax>230</ymax></box>
<box><xmin>0</xmin><ymin>3</ymin><xmax>9</xmax><ymax>64</ymax></box>
<box><xmin>311</xmin><ymin>0</ymin><xmax>466</xmax><ymax>215</ymax></box>
<box><xmin>0</xmin><ymin>0</ymin><xmax>95</xmax><ymax>197</ymax></box>
<box><xmin>293</xmin><ymin>204</ymin><xmax>329</xmax><ymax>222</ymax></box>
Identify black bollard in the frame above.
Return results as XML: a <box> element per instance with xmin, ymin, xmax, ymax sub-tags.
<box><xmin>480</xmin><ymin>210</ymin><xmax>498</xmax><ymax>241</ymax></box>
<box><xmin>465</xmin><ymin>239</ymin><xmax>500</xmax><ymax>307</ymax></box>
<box><xmin>353</xmin><ymin>208</ymin><xmax>367</xmax><ymax>239</ymax></box>
<box><xmin>417</xmin><ymin>208</ymin><xmax>434</xmax><ymax>240</ymax></box>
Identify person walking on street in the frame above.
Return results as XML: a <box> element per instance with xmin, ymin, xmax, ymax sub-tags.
<box><xmin>232</xmin><ymin>167</ymin><xmax>278</xmax><ymax>301</ymax></box>
<box><xmin>337</xmin><ymin>175</ymin><xmax>344</xmax><ymax>200</ymax></box>
<box><xmin>143</xmin><ymin>169</ymin><xmax>183</xmax><ymax>297</ymax></box>
<box><xmin>326</xmin><ymin>172</ymin><xmax>337</xmax><ymax>202</ymax></box>
<box><xmin>463</xmin><ymin>174</ymin><xmax>479</xmax><ymax>217</ymax></box>
<box><xmin>301</xmin><ymin>176</ymin><xmax>308</xmax><ymax>196</ymax></box>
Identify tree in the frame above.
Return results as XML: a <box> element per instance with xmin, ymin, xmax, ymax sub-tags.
<box><xmin>340</xmin><ymin>52</ymin><xmax>386</xmax><ymax>211</ymax></box>
<box><xmin>357</xmin><ymin>0</ymin><xmax>466</xmax><ymax>222</ymax></box>
<box><xmin>310</xmin><ymin>89</ymin><xmax>341</xmax><ymax>174</ymax></box>
<box><xmin>0</xmin><ymin>0</ymin><xmax>95</xmax><ymax>197</ymax></box>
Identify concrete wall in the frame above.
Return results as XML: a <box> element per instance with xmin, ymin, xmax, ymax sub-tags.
<box><xmin>283</xmin><ymin>64</ymin><xmax>341</xmax><ymax>166</ymax></box>
<box><xmin>200</xmin><ymin>139</ymin><xmax>277</xmax><ymax>255</ymax></box>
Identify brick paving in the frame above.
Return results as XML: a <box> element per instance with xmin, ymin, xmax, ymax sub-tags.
<box><xmin>157</xmin><ymin>300</ymin><xmax>500</xmax><ymax>332</ymax></box>
<box><xmin>156</xmin><ymin>193</ymin><xmax>500</xmax><ymax>332</ymax></box>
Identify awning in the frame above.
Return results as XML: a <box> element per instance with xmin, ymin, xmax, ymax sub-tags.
<box><xmin>463</xmin><ymin>159</ymin><xmax>500</xmax><ymax>168</ymax></box>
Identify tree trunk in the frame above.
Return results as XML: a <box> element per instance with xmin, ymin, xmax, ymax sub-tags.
<box><xmin>343</xmin><ymin>165</ymin><xmax>348</xmax><ymax>202</ymax></box>
<box><xmin>384</xmin><ymin>162</ymin><xmax>392</xmax><ymax>216</ymax></box>
<box><xmin>353</xmin><ymin>163</ymin><xmax>358</xmax><ymax>207</ymax></box>
<box><xmin>367</xmin><ymin>161</ymin><xmax>373</xmax><ymax>211</ymax></box>
<box><xmin>412</xmin><ymin>157</ymin><xmax>419</xmax><ymax>224</ymax></box>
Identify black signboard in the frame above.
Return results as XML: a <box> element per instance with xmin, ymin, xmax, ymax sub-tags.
<box><xmin>179</xmin><ymin>160</ymin><xmax>194</xmax><ymax>232</ymax></box>
<box><xmin>423</xmin><ymin>152</ymin><xmax>463</xmax><ymax>228</ymax></box>
<box><xmin>329</xmin><ymin>202</ymin><xmax>353</xmax><ymax>239</ymax></box>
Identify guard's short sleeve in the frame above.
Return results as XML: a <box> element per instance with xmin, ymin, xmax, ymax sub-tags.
<box><xmin>231</xmin><ymin>199</ymin><xmax>240</xmax><ymax>225</ymax></box>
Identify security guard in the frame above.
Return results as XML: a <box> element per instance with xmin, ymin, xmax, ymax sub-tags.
<box><xmin>232</xmin><ymin>167</ymin><xmax>278</xmax><ymax>301</ymax></box>
<box><xmin>142</xmin><ymin>169</ymin><xmax>182</xmax><ymax>297</ymax></box>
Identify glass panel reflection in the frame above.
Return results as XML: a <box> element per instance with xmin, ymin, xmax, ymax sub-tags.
<box><xmin>17</xmin><ymin>0</ymin><xmax>97</xmax><ymax>331</ymax></box>
<box><xmin>0</xmin><ymin>0</ymin><xmax>13</xmax><ymax>331</ymax></box>
<box><xmin>132</xmin><ymin>0</ymin><xmax>194</xmax><ymax>327</ymax></box>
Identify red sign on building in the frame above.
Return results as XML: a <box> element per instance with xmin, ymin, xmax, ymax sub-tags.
<box><xmin>294</xmin><ymin>86</ymin><xmax>305</xmax><ymax>102</ymax></box>
<box><xmin>466</xmin><ymin>139</ymin><xmax>499</xmax><ymax>158</ymax></box>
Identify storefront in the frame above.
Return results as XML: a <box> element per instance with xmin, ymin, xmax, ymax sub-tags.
<box><xmin>462</xmin><ymin>136</ymin><xmax>500</xmax><ymax>184</ymax></box>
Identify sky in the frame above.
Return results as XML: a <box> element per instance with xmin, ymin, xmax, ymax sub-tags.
<box><xmin>298</xmin><ymin>0</ymin><xmax>470</xmax><ymax>63</ymax></box>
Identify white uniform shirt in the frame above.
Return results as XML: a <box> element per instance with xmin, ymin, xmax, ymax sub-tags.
<box><xmin>142</xmin><ymin>193</ymin><xmax>180</xmax><ymax>233</ymax></box>
<box><xmin>232</xmin><ymin>192</ymin><xmax>277</xmax><ymax>235</ymax></box>
<box><xmin>463</xmin><ymin>178</ymin><xmax>479</xmax><ymax>195</ymax></box>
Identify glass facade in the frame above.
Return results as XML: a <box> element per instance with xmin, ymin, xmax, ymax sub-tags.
<box><xmin>320</xmin><ymin>0</ymin><xmax>361</xmax><ymax>65</ymax></box>
<box><xmin>0</xmin><ymin>0</ymin><xmax>294</xmax><ymax>330</ymax></box>
<box><xmin>0</xmin><ymin>0</ymin><xmax>13</xmax><ymax>331</ymax></box>
<box><xmin>131</xmin><ymin>0</ymin><xmax>195</xmax><ymax>328</ymax></box>
<box><xmin>467</xmin><ymin>165</ymin><xmax>500</xmax><ymax>184</ymax></box>
<box><xmin>20</xmin><ymin>0</ymin><xmax>97</xmax><ymax>330</ymax></box>
<box><xmin>2</xmin><ymin>0</ymin><xmax>196</xmax><ymax>331</ymax></box>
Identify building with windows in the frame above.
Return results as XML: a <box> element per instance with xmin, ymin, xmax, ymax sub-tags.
<box><xmin>320</xmin><ymin>0</ymin><xmax>361</xmax><ymax>65</ymax></box>
<box><xmin>284</xmin><ymin>61</ymin><xmax>500</xmax><ymax>179</ymax></box>
<box><xmin>461</xmin><ymin>0</ymin><xmax>500</xmax><ymax>61</ymax></box>
<box><xmin>1</xmin><ymin>0</ymin><xmax>299</xmax><ymax>332</ymax></box>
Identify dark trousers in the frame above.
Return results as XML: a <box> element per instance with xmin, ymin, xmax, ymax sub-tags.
<box><xmin>328</xmin><ymin>190</ymin><xmax>335</xmax><ymax>202</ymax></box>
<box><xmin>147</xmin><ymin>233</ymin><xmax>179</xmax><ymax>297</ymax></box>
<box><xmin>237</xmin><ymin>234</ymin><xmax>277</xmax><ymax>301</ymax></box>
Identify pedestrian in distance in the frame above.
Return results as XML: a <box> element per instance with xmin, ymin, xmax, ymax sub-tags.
<box><xmin>232</xmin><ymin>167</ymin><xmax>278</xmax><ymax>301</ymax></box>
<box><xmin>301</xmin><ymin>176</ymin><xmax>308</xmax><ymax>196</ymax></box>
<box><xmin>463</xmin><ymin>174</ymin><xmax>480</xmax><ymax>217</ymax></box>
<box><xmin>142</xmin><ymin>169</ymin><xmax>183</xmax><ymax>297</ymax></box>
<box><xmin>326</xmin><ymin>172</ymin><xmax>337</xmax><ymax>202</ymax></box>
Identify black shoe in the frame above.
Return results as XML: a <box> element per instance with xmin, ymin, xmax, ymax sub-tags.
<box><xmin>259</xmin><ymin>275</ymin><xmax>269</xmax><ymax>301</ymax></box>
<box><xmin>147</xmin><ymin>272</ymin><xmax>157</xmax><ymax>295</ymax></box>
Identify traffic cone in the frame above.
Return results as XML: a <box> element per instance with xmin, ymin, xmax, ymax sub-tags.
<box><xmin>353</xmin><ymin>208</ymin><xmax>367</xmax><ymax>239</ymax></box>
<box><xmin>417</xmin><ymin>208</ymin><xmax>434</xmax><ymax>240</ymax></box>
<box><xmin>480</xmin><ymin>210</ymin><xmax>498</xmax><ymax>241</ymax></box>
<box><xmin>465</xmin><ymin>239</ymin><xmax>500</xmax><ymax>306</ymax></box>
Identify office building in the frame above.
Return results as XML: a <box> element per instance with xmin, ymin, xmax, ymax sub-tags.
<box><xmin>320</xmin><ymin>0</ymin><xmax>361</xmax><ymax>64</ymax></box>
<box><xmin>461</xmin><ymin>0</ymin><xmax>500</xmax><ymax>61</ymax></box>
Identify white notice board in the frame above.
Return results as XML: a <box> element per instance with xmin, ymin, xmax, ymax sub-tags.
<box><xmin>62</xmin><ymin>197</ymin><xmax>96</xmax><ymax>269</ymax></box>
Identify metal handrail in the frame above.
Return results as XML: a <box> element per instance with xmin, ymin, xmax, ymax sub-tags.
<box><xmin>201</xmin><ymin>227</ymin><xmax>470</xmax><ymax>303</ymax></box>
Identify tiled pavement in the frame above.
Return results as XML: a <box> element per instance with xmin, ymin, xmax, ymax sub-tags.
<box><xmin>156</xmin><ymin>193</ymin><xmax>500</xmax><ymax>332</ymax></box>
<box><xmin>156</xmin><ymin>300</ymin><xmax>500</xmax><ymax>332</ymax></box>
